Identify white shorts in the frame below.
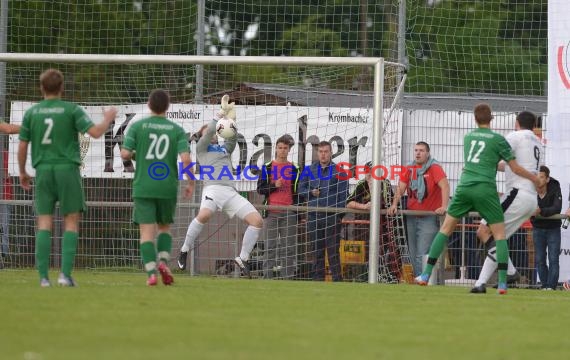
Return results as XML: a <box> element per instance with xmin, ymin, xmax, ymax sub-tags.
<box><xmin>480</xmin><ymin>188</ymin><xmax>537</xmax><ymax>238</ymax></box>
<box><xmin>200</xmin><ymin>184</ymin><xmax>258</xmax><ymax>220</ymax></box>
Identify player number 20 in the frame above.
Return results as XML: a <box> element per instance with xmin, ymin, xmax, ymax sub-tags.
<box><xmin>467</xmin><ymin>140</ymin><xmax>485</xmax><ymax>163</ymax></box>
<box><xmin>145</xmin><ymin>133</ymin><xmax>169</xmax><ymax>160</ymax></box>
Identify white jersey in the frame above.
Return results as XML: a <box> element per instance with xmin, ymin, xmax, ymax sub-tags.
<box><xmin>504</xmin><ymin>129</ymin><xmax>542</xmax><ymax>194</ymax></box>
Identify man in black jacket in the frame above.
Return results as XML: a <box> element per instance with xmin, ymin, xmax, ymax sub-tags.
<box><xmin>531</xmin><ymin>165</ymin><xmax>562</xmax><ymax>290</ymax></box>
<box><xmin>257</xmin><ymin>134</ymin><xmax>300</xmax><ymax>279</ymax></box>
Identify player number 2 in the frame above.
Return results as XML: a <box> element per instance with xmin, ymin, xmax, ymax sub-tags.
<box><xmin>41</xmin><ymin>118</ymin><xmax>54</xmax><ymax>144</ymax></box>
<box><xmin>467</xmin><ymin>140</ymin><xmax>485</xmax><ymax>163</ymax></box>
<box><xmin>146</xmin><ymin>133</ymin><xmax>169</xmax><ymax>160</ymax></box>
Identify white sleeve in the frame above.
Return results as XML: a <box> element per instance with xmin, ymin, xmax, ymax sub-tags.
<box><xmin>505</xmin><ymin>131</ymin><xmax>518</xmax><ymax>152</ymax></box>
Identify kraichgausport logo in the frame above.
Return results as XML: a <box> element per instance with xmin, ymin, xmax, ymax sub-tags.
<box><xmin>557</xmin><ymin>43</ymin><xmax>570</xmax><ymax>89</ymax></box>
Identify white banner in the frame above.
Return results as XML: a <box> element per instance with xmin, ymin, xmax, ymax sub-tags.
<box><xmin>547</xmin><ymin>0</ymin><xmax>570</xmax><ymax>283</ymax></box>
<box><xmin>9</xmin><ymin>102</ymin><xmax>398</xmax><ymax>182</ymax></box>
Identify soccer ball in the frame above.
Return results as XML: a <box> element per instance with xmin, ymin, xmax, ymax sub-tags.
<box><xmin>216</xmin><ymin>118</ymin><xmax>237</xmax><ymax>139</ymax></box>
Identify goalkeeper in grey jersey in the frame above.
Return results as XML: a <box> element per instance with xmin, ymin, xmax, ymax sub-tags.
<box><xmin>177</xmin><ymin>95</ymin><xmax>263</xmax><ymax>277</ymax></box>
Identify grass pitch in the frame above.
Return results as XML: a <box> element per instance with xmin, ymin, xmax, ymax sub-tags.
<box><xmin>1</xmin><ymin>270</ymin><xmax>568</xmax><ymax>360</ymax></box>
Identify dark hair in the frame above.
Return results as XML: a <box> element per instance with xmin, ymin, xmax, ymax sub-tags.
<box><xmin>276</xmin><ymin>134</ymin><xmax>294</xmax><ymax>148</ymax></box>
<box><xmin>516</xmin><ymin>111</ymin><xmax>536</xmax><ymax>130</ymax></box>
<box><xmin>318</xmin><ymin>140</ymin><xmax>331</xmax><ymax>150</ymax></box>
<box><xmin>40</xmin><ymin>69</ymin><xmax>64</xmax><ymax>95</ymax></box>
<box><xmin>474</xmin><ymin>103</ymin><xmax>493</xmax><ymax>125</ymax></box>
<box><xmin>415</xmin><ymin>141</ymin><xmax>430</xmax><ymax>152</ymax></box>
<box><xmin>148</xmin><ymin>89</ymin><xmax>170</xmax><ymax>114</ymax></box>
<box><xmin>539</xmin><ymin>165</ymin><xmax>550</xmax><ymax>178</ymax></box>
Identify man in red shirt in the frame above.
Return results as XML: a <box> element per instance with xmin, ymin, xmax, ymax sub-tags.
<box><xmin>387</xmin><ymin>141</ymin><xmax>449</xmax><ymax>276</ymax></box>
<box><xmin>0</xmin><ymin>122</ymin><xmax>20</xmax><ymax>267</ymax></box>
<box><xmin>257</xmin><ymin>134</ymin><xmax>300</xmax><ymax>279</ymax></box>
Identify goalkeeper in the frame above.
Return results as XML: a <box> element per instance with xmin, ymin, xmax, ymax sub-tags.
<box><xmin>18</xmin><ymin>68</ymin><xmax>117</xmax><ymax>287</ymax></box>
<box><xmin>177</xmin><ymin>95</ymin><xmax>263</xmax><ymax>277</ymax></box>
<box><xmin>121</xmin><ymin>89</ymin><xmax>193</xmax><ymax>286</ymax></box>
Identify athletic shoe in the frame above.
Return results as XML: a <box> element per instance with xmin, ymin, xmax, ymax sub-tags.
<box><xmin>57</xmin><ymin>273</ymin><xmax>77</xmax><ymax>287</ymax></box>
<box><xmin>177</xmin><ymin>251</ymin><xmax>188</xmax><ymax>270</ymax></box>
<box><xmin>158</xmin><ymin>262</ymin><xmax>174</xmax><ymax>285</ymax></box>
<box><xmin>470</xmin><ymin>284</ymin><xmax>486</xmax><ymax>294</ymax></box>
<box><xmin>40</xmin><ymin>278</ymin><xmax>51</xmax><ymax>288</ymax></box>
<box><xmin>414</xmin><ymin>274</ymin><xmax>429</xmax><ymax>286</ymax></box>
<box><xmin>147</xmin><ymin>273</ymin><xmax>158</xmax><ymax>286</ymax></box>
<box><xmin>497</xmin><ymin>283</ymin><xmax>507</xmax><ymax>295</ymax></box>
<box><xmin>563</xmin><ymin>281</ymin><xmax>570</xmax><ymax>291</ymax></box>
<box><xmin>507</xmin><ymin>271</ymin><xmax>521</xmax><ymax>284</ymax></box>
<box><xmin>234</xmin><ymin>256</ymin><xmax>251</xmax><ymax>278</ymax></box>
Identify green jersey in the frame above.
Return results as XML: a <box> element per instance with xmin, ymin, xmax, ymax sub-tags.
<box><xmin>19</xmin><ymin>99</ymin><xmax>94</xmax><ymax>168</ymax></box>
<box><xmin>459</xmin><ymin>127</ymin><xmax>515</xmax><ymax>187</ymax></box>
<box><xmin>123</xmin><ymin>116</ymin><xmax>189</xmax><ymax>199</ymax></box>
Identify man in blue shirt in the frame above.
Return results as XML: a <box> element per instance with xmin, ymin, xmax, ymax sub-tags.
<box><xmin>299</xmin><ymin>141</ymin><xmax>348</xmax><ymax>281</ymax></box>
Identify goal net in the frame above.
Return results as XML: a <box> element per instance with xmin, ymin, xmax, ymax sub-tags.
<box><xmin>0</xmin><ymin>54</ymin><xmax>406</xmax><ymax>284</ymax></box>
<box><xmin>1</xmin><ymin>1</ymin><xmax>546</xmax><ymax>285</ymax></box>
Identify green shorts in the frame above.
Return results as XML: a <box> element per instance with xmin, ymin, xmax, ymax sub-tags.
<box><xmin>133</xmin><ymin>197</ymin><xmax>177</xmax><ymax>225</ymax></box>
<box><xmin>447</xmin><ymin>183</ymin><xmax>504</xmax><ymax>225</ymax></box>
<box><xmin>35</xmin><ymin>165</ymin><xmax>86</xmax><ymax>216</ymax></box>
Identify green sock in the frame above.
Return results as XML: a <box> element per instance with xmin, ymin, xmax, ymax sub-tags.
<box><xmin>62</xmin><ymin>231</ymin><xmax>78</xmax><ymax>277</ymax></box>
<box><xmin>495</xmin><ymin>239</ymin><xmax>508</xmax><ymax>284</ymax></box>
<box><xmin>36</xmin><ymin>230</ymin><xmax>52</xmax><ymax>279</ymax></box>
<box><xmin>423</xmin><ymin>232</ymin><xmax>449</xmax><ymax>275</ymax></box>
<box><xmin>140</xmin><ymin>241</ymin><xmax>157</xmax><ymax>276</ymax></box>
<box><xmin>156</xmin><ymin>233</ymin><xmax>172</xmax><ymax>263</ymax></box>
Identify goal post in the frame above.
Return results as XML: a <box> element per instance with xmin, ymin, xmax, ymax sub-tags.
<box><xmin>0</xmin><ymin>53</ymin><xmax>405</xmax><ymax>284</ymax></box>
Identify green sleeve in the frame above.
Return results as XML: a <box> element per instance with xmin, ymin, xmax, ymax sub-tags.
<box><xmin>177</xmin><ymin>126</ymin><xmax>189</xmax><ymax>154</ymax></box>
<box><xmin>73</xmin><ymin>105</ymin><xmax>95</xmax><ymax>134</ymax></box>
<box><xmin>122</xmin><ymin>123</ymin><xmax>137</xmax><ymax>151</ymax></box>
<box><xmin>497</xmin><ymin>136</ymin><xmax>515</xmax><ymax>162</ymax></box>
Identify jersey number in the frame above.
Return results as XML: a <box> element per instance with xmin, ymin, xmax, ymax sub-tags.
<box><xmin>467</xmin><ymin>140</ymin><xmax>485</xmax><ymax>163</ymax></box>
<box><xmin>534</xmin><ymin>146</ymin><xmax>540</xmax><ymax>171</ymax></box>
<box><xmin>145</xmin><ymin>133</ymin><xmax>169</xmax><ymax>160</ymax></box>
<box><xmin>41</xmin><ymin>118</ymin><xmax>54</xmax><ymax>144</ymax></box>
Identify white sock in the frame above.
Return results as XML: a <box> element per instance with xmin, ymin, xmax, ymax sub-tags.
<box><xmin>507</xmin><ymin>257</ymin><xmax>516</xmax><ymax>275</ymax></box>
<box><xmin>181</xmin><ymin>219</ymin><xmax>204</xmax><ymax>253</ymax></box>
<box><xmin>239</xmin><ymin>226</ymin><xmax>262</xmax><ymax>261</ymax></box>
<box><xmin>475</xmin><ymin>246</ymin><xmax>497</xmax><ymax>287</ymax></box>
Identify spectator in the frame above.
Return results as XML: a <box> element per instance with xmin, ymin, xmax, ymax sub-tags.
<box><xmin>298</xmin><ymin>141</ymin><xmax>348</xmax><ymax>281</ymax></box>
<box><xmin>257</xmin><ymin>134</ymin><xmax>300</xmax><ymax>279</ymax></box>
<box><xmin>0</xmin><ymin>124</ymin><xmax>20</xmax><ymax>265</ymax></box>
<box><xmin>1</xmin><ymin>148</ymin><xmax>13</xmax><ymax>263</ymax></box>
<box><xmin>346</xmin><ymin>163</ymin><xmax>399</xmax><ymax>281</ymax></box>
<box><xmin>387</xmin><ymin>141</ymin><xmax>449</xmax><ymax>276</ymax></box>
<box><xmin>531</xmin><ymin>166</ymin><xmax>562</xmax><ymax>290</ymax></box>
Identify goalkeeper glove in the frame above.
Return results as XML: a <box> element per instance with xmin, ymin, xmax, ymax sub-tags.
<box><xmin>218</xmin><ymin>94</ymin><xmax>236</xmax><ymax>121</ymax></box>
